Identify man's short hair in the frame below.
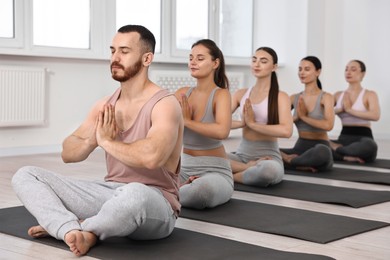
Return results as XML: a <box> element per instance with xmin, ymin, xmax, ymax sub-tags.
<box><xmin>117</xmin><ymin>25</ymin><xmax>156</xmax><ymax>54</ymax></box>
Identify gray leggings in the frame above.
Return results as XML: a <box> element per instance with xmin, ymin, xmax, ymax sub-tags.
<box><xmin>12</xmin><ymin>166</ymin><xmax>176</xmax><ymax>241</ymax></box>
<box><xmin>228</xmin><ymin>139</ymin><xmax>284</xmax><ymax>187</ymax></box>
<box><xmin>179</xmin><ymin>154</ymin><xmax>234</xmax><ymax>209</ymax></box>
<box><xmin>280</xmin><ymin>138</ymin><xmax>333</xmax><ymax>171</ymax></box>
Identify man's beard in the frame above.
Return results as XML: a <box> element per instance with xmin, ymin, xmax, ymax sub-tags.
<box><xmin>111</xmin><ymin>59</ymin><xmax>143</xmax><ymax>82</ymax></box>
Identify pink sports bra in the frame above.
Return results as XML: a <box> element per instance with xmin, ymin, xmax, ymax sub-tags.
<box><xmin>239</xmin><ymin>87</ymin><xmax>268</xmax><ymax>124</ymax></box>
<box><xmin>335</xmin><ymin>89</ymin><xmax>370</xmax><ymax>125</ymax></box>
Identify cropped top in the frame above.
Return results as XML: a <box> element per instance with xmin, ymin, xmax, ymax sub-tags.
<box><xmin>183</xmin><ymin>87</ymin><xmax>223</xmax><ymax>150</ymax></box>
<box><xmin>104</xmin><ymin>88</ymin><xmax>181</xmax><ymax>216</ymax></box>
<box><xmin>293</xmin><ymin>91</ymin><xmax>326</xmax><ymax>133</ymax></box>
<box><xmin>335</xmin><ymin>89</ymin><xmax>370</xmax><ymax>125</ymax></box>
<box><xmin>239</xmin><ymin>87</ymin><xmax>268</xmax><ymax>124</ymax></box>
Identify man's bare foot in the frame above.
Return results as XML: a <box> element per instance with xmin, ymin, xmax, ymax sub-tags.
<box><xmin>28</xmin><ymin>225</ymin><xmax>49</xmax><ymax>238</ymax></box>
<box><xmin>344</xmin><ymin>156</ymin><xmax>365</xmax><ymax>164</ymax></box>
<box><xmin>64</xmin><ymin>230</ymin><xmax>97</xmax><ymax>257</ymax></box>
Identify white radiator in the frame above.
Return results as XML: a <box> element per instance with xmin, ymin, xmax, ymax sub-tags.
<box><xmin>149</xmin><ymin>70</ymin><xmax>245</xmax><ymax>120</ymax></box>
<box><xmin>149</xmin><ymin>70</ymin><xmax>245</xmax><ymax>94</ymax></box>
<box><xmin>0</xmin><ymin>66</ymin><xmax>46</xmax><ymax>127</ymax></box>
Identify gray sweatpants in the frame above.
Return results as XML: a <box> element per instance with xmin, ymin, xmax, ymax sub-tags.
<box><xmin>12</xmin><ymin>166</ymin><xmax>176</xmax><ymax>241</ymax></box>
<box><xmin>179</xmin><ymin>154</ymin><xmax>234</xmax><ymax>209</ymax></box>
<box><xmin>228</xmin><ymin>138</ymin><xmax>284</xmax><ymax>187</ymax></box>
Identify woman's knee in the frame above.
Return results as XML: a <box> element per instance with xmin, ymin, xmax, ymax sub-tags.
<box><xmin>361</xmin><ymin>138</ymin><xmax>378</xmax><ymax>162</ymax></box>
<box><xmin>179</xmin><ymin>177</ymin><xmax>232</xmax><ymax>209</ymax></box>
<box><xmin>181</xmin><ymin>179</ymin><xmax>216</xmax><ymax>200</ymax></box>
<box><xmin>243</xmin><ymin>160</ymin><xmax>283</xmax><ymax>186</ymax></box>
<box><xmin>315</xmin><ymin>145</ymin><xmax>333</xmax><ymax>161</ymax></box>
<box><xmin>314</xmin><ymin>145</ymin><xmax>333</xmax><ymax>169</ymax></box>
<box><xmin>362</xmin><ymin>138</ymin><xmax>378</xmax><ymax>151</ymax></box>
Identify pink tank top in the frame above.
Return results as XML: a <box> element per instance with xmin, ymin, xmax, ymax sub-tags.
<box><xmin>240</xmin><ymin>87</ymin><xmax>268</xmax><ymax>124</ymax></box>
<box><xmin>104</xmin><ymin>88</ymin><xmax>180</xmax><ymax>216</ymax></box>
<box><xmin>335</xmin><ymin>89</ymin><xmax>370</xmax><ymax>125</ymax></box>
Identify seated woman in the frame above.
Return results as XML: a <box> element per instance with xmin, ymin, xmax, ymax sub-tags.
<box><xmin>175</xmin><ymin>39</ymin><xmax>233</xmax><ymax>209</ymax></box>
<box><xmin>280</xmin><ymin>56</ymin><xmax>334</xmax><ymax>172</ymax></box>
<box><xmin>228</xmin><ymin>47</ymin><xmax>293</xmax><ymax>187</ymax></box>
<box><xmin>330</xmin><ymin>60</ymin><xmax>380</xmax><ymax>163</ymax></box>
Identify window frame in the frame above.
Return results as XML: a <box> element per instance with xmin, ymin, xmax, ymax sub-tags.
<box><xmin>0</xmin><ymin>0</ymin><xmax>24</xmax><ymax>48</ymax></box>
<box><xmin>0</xmin><ymin>0</ymin><xmax>254</xmax><ymax>65</ymax></box>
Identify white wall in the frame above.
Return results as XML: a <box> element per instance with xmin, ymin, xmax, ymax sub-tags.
<box><xmin>316</xmin><ymin>0</ymin><xmax>390</xmax><ymax>139</ymax></box>
<box><xmin>0</xmin><ymin>56</ymin><xmax>117</xmax><ymax>155</ymax></box>
<box><xmin>1</xmin><ymin>0</ymin><xmax>389</xmax><ymax>156</ymax></box>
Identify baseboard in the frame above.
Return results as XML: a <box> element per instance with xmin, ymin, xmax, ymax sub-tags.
<box><xmin>0</xmin><ymin>144</ymin><xmax>62</xmax><ymax>157</ymax></box>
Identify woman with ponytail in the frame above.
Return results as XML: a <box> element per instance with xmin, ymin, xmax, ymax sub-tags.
<box><xmin>175</xmin><ymin>39</ymin><xmax>233</xmax><ymax>209</ymax></box>
<box><xmin>280</xmin><ymin>56</ymin><xmax>334</xmax><ymax>172</ymax></box>
<box><xmin>228</xmin><ymin>47</ymin><xmax>293</xmax><ymax>187</ymax></box>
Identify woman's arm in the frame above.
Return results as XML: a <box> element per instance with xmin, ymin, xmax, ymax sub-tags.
<box><xmin>344</xmin><ymin>90</ymin><xmax>381</xmax><ymax>121</ymax></box>
<box><xmin>245</xmin><ymin>91</ymin><xmax>293</xmax><ymax>138</ymax></box>
<box><xmin>333</xmin><ymin>91</ymin><xmax>344</xmax><ymax>114</ymax></box>
<box><xmin>297</xmin><ymin>92</ymin><xmax>335</xmax><ymax>131</ymax></box>
<box><xmin>230</xmin><ymin>88</ymin><xmax>247</xmax><ymax>129</ymax></box>
<box><xmin>183</xmin><ymin>88</ymin><xmax>232</xmax><ymax>140</ymax></box>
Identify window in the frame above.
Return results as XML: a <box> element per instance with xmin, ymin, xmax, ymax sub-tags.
<box><xmin>175</xmin><ymin>0</ymin><xmax>208</xmax><ymax>51</ymax></box>
<box><xmin>0</xmin><ymin>0</ymin><xmax>14</xmax><ymax>38</ymax></box>
<box><xmin>33</xmin><ymin>0</ymin><xmax>90</xmax><ymax>49</ymax></box>
<box><xmin>116</xmin><ymin>0</ymin><xmax>162</xmax><ymax>53</ymax></box>
<box><xmin>219</xmin><ymin>0</ymin><xmax>253</xmax><ymax>58</ymax></box>
<box><xmin>0</xmin><ymin>0</ymin><xmax>23</xmax><ymax>48</ymax></box>
<box><xmin>172</xmin><ymin>0</ymin><xmax>254</xmax><ymax>63</ymax></box>
<box><xmin>0</xmin><ymin>0</ymin><xmax>256</xmax><ymax>63</ymax></box>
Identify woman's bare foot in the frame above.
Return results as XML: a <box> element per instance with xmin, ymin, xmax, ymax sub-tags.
<box><xmin>282</xmin><ymin>153</ymin><xmax>298</xmax><ymax>164</ymax></box>
<box><xmin>28</xmin><ymin>225</ymin><xmax>49</xmax><ymax>238</ymax></box>
<box><xmin>246</xmin><ymin>160</ymin><xmax>257</xmax><ymax>168</ymax></box>
<box><xmin>180</xmin><ymin>176</ymin><xmax>200</xmax><ymax>187</ymax></box>
<box><xmin>256</xmin><ymin>156</ymin><xmax>272</xmax><ymax>163</ymax></box>
<box><xmin>329</xmin><ymin>141</ymin><xmax>342</xmax><ymax>151</ymax></box>
<box><xmin>344</xmin><ymin>156</ymin><xmax>365</xmax><ymax>164</ymax></box>
<box><xmin>64</xmin><ymin>230</ymin><xmax>97</xmax><ymax>256</ymax></box>
<box><xmin>296</xmin><ymin>166</ymin><xmax>318</xmax><ymax>173</ymax></box>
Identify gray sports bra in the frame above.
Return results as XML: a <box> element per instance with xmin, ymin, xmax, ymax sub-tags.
<box><xmin>293</xmin><ymin>91</ymin><xmax>326</xmax><ymax>133</ymax></box>
<box><xmin>183</xmin><ymin>87</ymin><xmax>223</xmax><ymax>150</ymax></box>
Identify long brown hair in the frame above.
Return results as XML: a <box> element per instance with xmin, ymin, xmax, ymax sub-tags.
<box><xmin>301</xmin><ymin>56</ymin><xmax>322</xmax><ymax>89</ymax></box>
<box><xmin>256</xmin><ymin>47</ymin><xmax>279</xmax><ymax>124</ymax></box>
<box><xmin>192</xmin><ymin>39</ymin><xmax>229</xmax><ymax>89</ymax></box>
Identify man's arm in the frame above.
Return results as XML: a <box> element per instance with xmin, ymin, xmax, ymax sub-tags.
<box><xmin>97</xmin><ymin>95</ymin><xmax>183</xmax><ymax>169</ymax></box>
<box><xmin>62</xmin><ymin>99</ymin><xmax>107</xmax><ymax>163</ymax></box>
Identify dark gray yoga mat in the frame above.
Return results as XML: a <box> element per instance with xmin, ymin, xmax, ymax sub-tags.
<box><xmin>286</xmin><ymin>167</ymin><xmax>390</xmax><ymax>185</ymax></box>
<box><xmin>0</xmin><ymin>206</ymin><xmax>334</xmax><ymax>260</ymax></box>
<box><xmin>234</xmin><ymin>181</ymin><xmax>390</xmax><ymax>208</ymax></box>
<box><xmin>180</xmin><ymin>199</ymin><xmax>389</xmax><ymax>244</ymax></box>
<box><xmin>335</xmin><ymin>158</ymin><xmax>390</xmax><ymax>169</ymax></box>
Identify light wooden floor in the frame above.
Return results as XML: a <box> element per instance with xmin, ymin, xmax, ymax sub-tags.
<box><xmin>1</xmin><ymin>134</ymin><xmax>390</xmax><ymax>260</ymax></box>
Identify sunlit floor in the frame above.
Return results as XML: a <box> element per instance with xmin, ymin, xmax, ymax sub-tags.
<box><xmin>1</xmin><ymin>132</ymin><xmax>389</xmax><ymax>260</ymax></box>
